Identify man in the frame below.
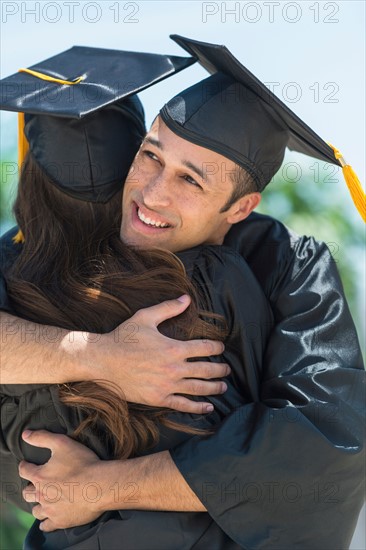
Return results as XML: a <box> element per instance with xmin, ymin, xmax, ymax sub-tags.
<box><xmin>1</xmin><ymin>36</ymin><xmax>365</xmax><ymax>548</ymax></box>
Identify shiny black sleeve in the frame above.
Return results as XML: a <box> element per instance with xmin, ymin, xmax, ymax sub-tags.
<box><xmin>170</xmin><ymin>222</ymin><xmax>365</xmax><ymax>549</ymax></box>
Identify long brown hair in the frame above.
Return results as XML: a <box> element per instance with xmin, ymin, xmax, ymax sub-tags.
<box><xmin>7</xmin><ymin>153</ymin><xmax>226</xmax><ymax>459</ymax></box>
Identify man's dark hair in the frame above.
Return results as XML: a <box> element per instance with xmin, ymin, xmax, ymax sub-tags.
<box><xmin>220</xmin><ymin>165</ymin><xmax>259</xmax><ymax>213</ymax></box>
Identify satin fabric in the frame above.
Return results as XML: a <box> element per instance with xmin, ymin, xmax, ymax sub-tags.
<box><xmin>1</xmin><ymin>243</ymin><xmax>272</xmax><ymax>549</ymax></box>
<box><xmin>0</xmin><ymin>211</ymin><xmax>364</xmax><ymax>549</ymax></box>
<box><xmin>171</xmin><ymin>213</ymin><xmax>365</xmax><ymax>549</ymax></box>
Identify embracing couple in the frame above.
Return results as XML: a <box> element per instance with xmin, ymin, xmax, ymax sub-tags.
<box><xmin>0</xmin><ymin>36</ymin><xmax>364</xmax><ymax>549</ymax></box>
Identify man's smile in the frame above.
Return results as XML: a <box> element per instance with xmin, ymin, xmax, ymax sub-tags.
<box><xmin>131</xmin><ymin>201</ymin><xmax>173</xmax><ymax>234</ymax></box>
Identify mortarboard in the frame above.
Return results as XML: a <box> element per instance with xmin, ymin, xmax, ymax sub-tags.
<box><xmin>0</xmin><ymin>45</ymin><xmax>196</xmax><ymax>205</ymax></box>
<box><xmin>160</xmin><ymin>35</ymin><xmax>365</xmax><ymax>222</ymax></box>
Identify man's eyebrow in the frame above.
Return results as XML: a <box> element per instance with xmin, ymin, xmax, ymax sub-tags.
<box><xmin>143</xmin><ymin>136</ymin><xmax>163</xmax><ymax>150</ymax></box>
<box><xmin>143</xmin><ymin>138</ymin><xmax>210</xmax><ymax>183</ymax></box>
<box><xmin>182</xmin><ymin>160</ymin><xmax>209</xmax><ymax>182</ymax></box>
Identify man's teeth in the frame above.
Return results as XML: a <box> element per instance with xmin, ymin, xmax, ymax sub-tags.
<box><xmin>137</xmin><ymin>208</ymin><xmax>169</xmax><ymax>228</ymax></box>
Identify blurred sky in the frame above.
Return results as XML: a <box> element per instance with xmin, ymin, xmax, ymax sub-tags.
<box><xmin>0</xmin><ymin>2</ymin><xmax>365</xmax><ymax>546</ymax></box>
<box><xmin>1</xmin><ymin>0</ymin><xmax>365</xmax><ymax>174</ymax></box>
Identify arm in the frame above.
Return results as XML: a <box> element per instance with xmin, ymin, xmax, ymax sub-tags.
<box><xmin>0</xmin><ymin>229</ymin><xmax>228</xmax><ymax>413</ymax></box>
<box><xmin>0</xmin><ymin>302</ymin><xmax>228</xmax><ymax>414</ymax></box>
<box><xmin>0</xmin><ymin>310</ymin><xmax>92</xmax><ymax>385</ymax></box>
<box><xmin>21</xmin><ymin>235</ymin><xmax>365</xmax><ymax>548</ymax></box>
<box><xmin>20</xmin><ymin>432</ymin><xmax>203</xmax><ymax>532</ymax></box>
<box><xmin>18</xmin><ymin>245</ymin><xmax>272</xmax><ymax>527</ymax></box>
<box><xmin>19</xmin><ymin>245</ymin><xmax>272</xmax><ymax>525</ymax></box>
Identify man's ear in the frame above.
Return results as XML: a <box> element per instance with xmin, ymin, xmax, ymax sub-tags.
<box><xmin>226</xmin><ymin>193</ymin><xmax>261</xmax><ymax>224</ymax></box>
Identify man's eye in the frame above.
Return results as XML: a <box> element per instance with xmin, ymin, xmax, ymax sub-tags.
<box><xmin>142</xmin><ymin>150</ymin><xmax>159</xmax><ymax>162</ymax></box>
<box><xmin>182</xmin><ymin>175</ymin><xmax>202</xmax><ymax>189</ymax></box>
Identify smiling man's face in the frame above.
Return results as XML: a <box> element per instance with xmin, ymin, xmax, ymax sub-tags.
<box><xmin>120</xmin><ymin>116</ymin><xmax>259</xmax><ymax>252</ymax></box>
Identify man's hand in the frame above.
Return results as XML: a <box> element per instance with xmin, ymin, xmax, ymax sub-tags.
<box><xmin>20</xmin><ymin>430</ymin><xmax>205</xmax><ymax>533</ymax></box>
<box><xmin>20</xmin><ymin>430</ymin><xmax>107</xmax><ymax>531</ymax></box>
<box><xmin>64</xmin><ymin>295</ymin><xmax>229</xmax><ymax>414</ymax></box>
<box><xmin>1</xmin><ymin>296</ymin><xmax>229</xmax><ymax>414</ymax></box>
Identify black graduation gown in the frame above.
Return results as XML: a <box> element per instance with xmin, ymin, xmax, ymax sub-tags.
<box><xmin>1</xmin><ymin>212</ymin><xmax>365</xmax><ymax>549</ymax></box>
<box><xmin>1</xmin><ymin>241</ymin><xmax>273</xmax><ymax>549</ymax></box>
<box><xmin>170</xmin><ymin>214</ymin><xmax>365</xmax><ymax>549</ymax></box>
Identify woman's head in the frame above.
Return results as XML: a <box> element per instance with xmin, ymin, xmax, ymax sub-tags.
<box><xmin>23</xmin><ymin>95</ymin><xmax>146</xmax><ymax>203</ymax></box>
<box><xmin>13</xmin><ymin>152</ymin><xmax>123</xmax><ymax>283</ymax></box>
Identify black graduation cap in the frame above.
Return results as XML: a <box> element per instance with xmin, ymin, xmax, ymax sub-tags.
<box><xmin>160</xmin><ymin>35</ymin><xmax>365</xmax><ymax>222</ymax></box>
<box><xmin>0</xmin><ymin>45</ymin><xmax>196</xmax><ymax>204</ymax></box>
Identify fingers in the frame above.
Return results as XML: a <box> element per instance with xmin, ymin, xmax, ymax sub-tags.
<box><xmin>22</xmin><ymin>481</ymin><xmax>60</xmax><ymax>503</ymax></box>
<box><xmin>165</xmin><ymin>395</ymin><xmax>215</xmax><ymax>414</ymax></box>
<box><xmin>19</xmin><ymin>460</ymin><xmax>40</xmax><ymax>482</ymax></box>
<box><xmin>178</xmin><ymin>361</ymin><xmax>230</xmax><ymax>380</ymax></box>
<box><xmin>32</xmin><ymin>504</ymin><xmax>48</xmax><ymax>521</ymax></box>
<box><xmin>162</xmin><ymin>373</ymin><xmax>229</xmax><ymax>413</ymax></box>
<box><xmin>159</xmin><ymin>339</ymin><xmax>225</xmax><ymax>364</ymax></box>
<box><xmin>179</xmin><ymin>379</ymin><xmax>228</xmax><ymax>397</ymax></box>
<box><xmin>21</xmin><ymin>429</ymin><xmax>65</xmax><ymax>451</ymax></box>
<box><xmin>23</xmin><ymin>483</ymin><xmax>38</xmax><ymax>502</ymax></box>
<box><xmin>24</xmin><ymin>487</ymin><xmax>54</xmax><ymax>529</ymax></box>
<box><xmin>39</xmin><ymin>519</ymin><xmax>57</xmax><ymax>533</ymax></box>
<box><xmin>134</xmin><ymin>295</ymin><xmax>191</xmax><ymax>327</ymax></box>
<box><xmin>183</xmin><ymin>339</ymin><xmax>225</xmax><ymax>359</ymax></box>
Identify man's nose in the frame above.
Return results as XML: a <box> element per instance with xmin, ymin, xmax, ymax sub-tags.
<box><xmin>142</xmin><ymin>174</ymin><xmax>171</xmax><ymax>208</ymax></box>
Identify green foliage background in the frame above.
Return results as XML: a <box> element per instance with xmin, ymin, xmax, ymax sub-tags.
<box><xmin>0</xmin><ymin>155</ymin><xmax>364</xmax><ymax>548</ymax></box>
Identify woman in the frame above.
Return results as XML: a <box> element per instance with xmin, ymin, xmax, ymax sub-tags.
<box><xmin>1</xmin><ymin>78</ymin><xmax>272</xmax><ymax>550</ymax></box>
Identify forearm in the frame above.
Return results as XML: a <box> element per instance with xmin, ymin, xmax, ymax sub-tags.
<box><xmin>100</xmin><ymin>451</ymin><xmax>206</xmax><ymax>512</ymax></box>
<box><xmin>0</xmin><ymin>311</ymin><xmax>90</xmax><ymax>384</ymax></box>
<box><xmin>1</xmin><ymin>302</ymin><xmax>228</xmax><ymax>411</ymax></box>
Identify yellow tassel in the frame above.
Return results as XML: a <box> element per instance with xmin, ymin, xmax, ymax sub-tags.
<box><xmin>328</xmin><ymin>143</ymin><xmax>366</xmax><ymax>223</ymax></box>
<box><xmin>342</xmin><ymin>164</ymin><xmax>366</xmax><ymax>223</ymax></box>
<box><xmin>18</xmin><ymin>112</ymin><xmax>29</xmax><ymax>170</ymax></box>
<box><xmin>12</xmin><ymin>229</ymin><xmax>25</xmax><ymax>244</ymax></box>
<box><xmin>16</xmin><ymin>115</ymin><xmax>27</xmax><ymax>243</ymax></box>
<box><xmin>15</xmin><ymin>64</ymin><xmax>84</xmax><ymax>244</ymax></box>
<box><xmin>18</xmin><ymin>68</ymin><xmax>84</xmax><ymax>86</ymax></box>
